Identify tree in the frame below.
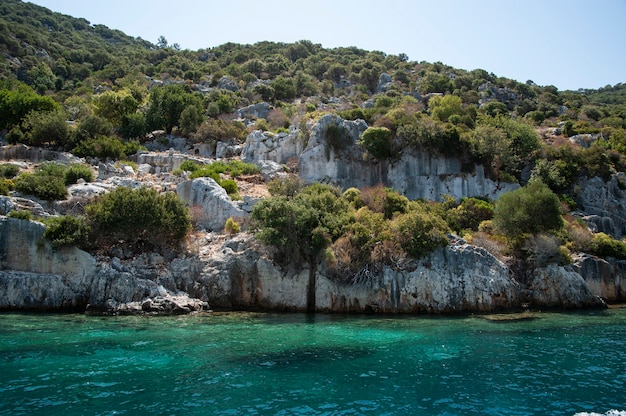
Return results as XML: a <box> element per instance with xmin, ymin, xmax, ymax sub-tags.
<box><xmin>493</xmin><ymin>180</ymin><xmax>563</xmax><ymax>239</ymax></box>
<box><xmin>86</xmin><ymin>186</ymin><xmax>191</xmax><ymax>253</ymax></box>
<box><xmin>251</xmin><ymin>183</ymin><xmax>351</xmax><ymax>311</ymax></box>
<box><xmin>429</xmin><ymin>94</ymin><xmax>463</xmax><ymax>122</ymax></box>
<box><xmin>146</xmin><ymin>84</ymin><xmax>204</xmax><ymax>133</ymax></box>
<box><xmin>93</xmin><ymin>90</ymin><xmax>139</xmax><ymax>126</ymax></box>
<box><xmin>359</xmin><ymin>127</ymin><xmax>392</xmax><ymax>159</ymax></box>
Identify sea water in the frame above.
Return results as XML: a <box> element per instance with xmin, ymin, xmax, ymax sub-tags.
<box><xmin>1</xmin><ymin>309</ymin><xmax>625</xmax><ymax>416</ymax></box>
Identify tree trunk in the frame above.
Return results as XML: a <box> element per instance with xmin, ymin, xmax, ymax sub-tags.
<box><xmin>306</xmin><ymin>255</ymin><xmax>317</xmax><ymax>313</ymax></box>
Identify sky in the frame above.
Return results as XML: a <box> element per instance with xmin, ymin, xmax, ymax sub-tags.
<box><xmin>27</xmin><ymin>0</ymin><xmax>626</xmax><ymax>91</ymax></box>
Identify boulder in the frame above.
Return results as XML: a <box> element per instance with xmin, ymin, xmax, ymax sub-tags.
<box><xmin>176</xmin><ymin>177</ymin><xmax>247</xmax><ymax>231</ymax></box>
<box><xmin>236</xmin><ymin>102</ymin><xmax>271</xmax><ymax>120</ymax></box>
<box><xmin>573</xmin><ymin>253</ymin><xmax>626</xmax><ymax>302</ymax></box>
<box><xmin>523</xmin><ymin>264</ymin><xmax>606</xmax><ymax>309</ymax></box>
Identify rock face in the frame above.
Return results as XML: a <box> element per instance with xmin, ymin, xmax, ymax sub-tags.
<box><xmin>576</xmin><ymin>173</ymin><xmax>626</xmax><ymax>239</ymax></box>
<box><xmin>0</xmin><ymin>220</ymin><xmax>608</xmax><ymax>314</ymax></box>
<box><xmin>0</xmin><ymin>216</ymin><xmax>207</xmax><ymax>314</ymax></box>
<box><xmin>176</xmin><ymin>178</ymin><xmax>247</xmax><ymax>231</ymax></box>
<box><xmin>298</xmin><ymin>114</ymin><xmax>518</xmax><ymax>201</ymax></box>
<box><xmin>573</xmin><ymin>253</ymin><xmax>626</xmax><ymax>302</ymax></box>
<box><xmin>241</xmin><ymin>129</ymin><xmax>304</xmax><ymax>164</ymax></box>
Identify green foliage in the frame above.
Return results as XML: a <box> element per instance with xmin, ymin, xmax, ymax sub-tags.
<box><xmin>7</xmin><ymin>210</ymin><xmax>32</xmax><ymax>220</ymax></box>
<box><xmin>64</xmin><ymin>163</ymin><xmax>94</xmax><ymax>185</ymax></box>
<box><xmin>445</xmin><ymin>197</ymin><xmax>495</xmax><ymax>233</ymax></box>
<box><xmin>267</xmin><ymin>175</ymin><xmax>304</xmax><ymax>197</ymax></box>
<box><xmin>589</xmin><ymin>232</ymin><xmax>626</xmax><ymax>260</ymax></box>
<box><xmin>468</xmin><ymin>114</ymin><xmax>540</xmax><ymax>179</ymax></box>
<box><xmin>0</xmin><ymin>163</ymin><xmax>20</xmax><ymax>179</ymax></box>
<box><xmin>93</xmin><ymin>90</ymin><xmax>139</xmax><ymax>126</ymax></box>
<box><xmin>146</xmin><ymin>84</ymin><xmax>204</xmax><ymax>134</ymax></box>
<box><xmin>72</xmin><ymin>136</ymin><xmax>144</xmax><ymax>160</ymax></box>
<box><xmin>86</xmin><ymin>186</ymin><xmax>191</xmax><ymax>251</ymax></box>
<box><xmin>0</xmin><ymin>178</ymin><xmax>14</xmax><ymax>196</ymax></box>
<box><xmin>14</xmin><ymin>162</ymin><xmax>68</xmax><ymax>200</ymax></box>
<box><xmin>429</xmin><ymin>94</ymin><xmax>464</xmax><ymax>122</ymax></box>
<box><xmin>393</xmin><ymin>202</ymin><xmax>449</xmax><ymax>259</ymax></box>
<box><xmin>13</xmin><ymin>109</ymin><xmax>69</xmax><ymax>147</ymax></box>
<box><xmin>191</xmin><ymin>119</ymin><xmax>247</xmax><ymax>144</ymax></box>
<box><xmin>0</xmin><ymin>82</ymin><xmax>59</xmax><ymax>131</ymax></box>
<box><xmin>75</xmin><ymin>115</ymin><xmax>114</xmax><ymax>141</ymax></box>
<box><xmin>493</xmin><ymin>180</ymin><xmax>563</xmax><ymax>239</ymax></box>
<box><xmin>189</xmin><ymin>160</ymin><xmax>259</xmax><ymax>179</ymax></box>
<box><xmin>251</xmin><ymin>183</ymin><xmax>351</xmax><ymax>264</ymax></box>
<box><xmin>43</xmin><ymin>215</ymin><xmax>91</xmax><ymax>247</ymax></box>
<box><xmin>224</xmin><ymin>217</ymin><xmax>241</xmax><ymax>234</ymax></box>
<box><xmin>359</xmin><ymin>127</ymin><xmax>392</xmax><ymax>159</ymax></box>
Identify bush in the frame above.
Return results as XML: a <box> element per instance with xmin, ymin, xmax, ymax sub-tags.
<box><xmin>267</xmin><ymin>175</ymin><xmax>304</xmax><ymax>197</ymax></box>
<box><xmin>86</xmin><ymin>186</ymin><xmax>191</xmax><ymax>252</ymax></box>
<box><xmin>65</xmin><ymin>163</ymin><xmax>94</xmax><ymax>185</ymax></box>
<box><xmin>589</xmin><ymin>233</ymin><xmax>626</xmax><ymax>260</ymax></box>
<box><xmin>14</xmin><ymin>162</ymin><xmax>69</xmax><ymax>200</ymax></box>
<box><xmin>7</xmin><ymin>210</ymin><xmax>32</xmax><ymax>220</ymax></box>
<box><xmin>72</xmin><ymin>136</ymin><xmax>143</xmax><ymax>160</ymax></box>
<box><xmin>224</xmin><ymin>217</ymin><xmax>241</xmax><ymax>234</ymax></box>
<box><xmin>0</xmin><ymin>163</ymin><xmax>20</xmax><ymax>179</ymax></box>
<box><xmin>493</xmin><ymin>180</ymin><xmax>563</xmax><ymax>240</ymax></box>
<box><xmin>392</xmin><ymin>203</ymin><xmax>449</xmax><ymax>259</ymax></box>
<box><xmin>359</xmin><ymin>127</ymin><xmax>392</xmax><ymax>159</ymax></box>
<box><xmin>445</xmin><ymin>197</ymin><xmax>494</xmax><ymax>233</ymax></box>
<box><xmin>43</xmin><ymin>215</ymin><xmax>91</xmax><ymax>247</ymax></box>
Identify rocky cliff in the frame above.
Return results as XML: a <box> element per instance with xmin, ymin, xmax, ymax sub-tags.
<box><xmin>0</xmin><ymin>218</ymin><xmax>611</xmax><ymax>314</ymax></box>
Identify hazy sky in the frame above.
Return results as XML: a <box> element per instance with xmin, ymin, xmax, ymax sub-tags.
<box><xmin>28</xmin><ymin>0</ymin><xmax>625</xmax><ymax>91</ymax></box>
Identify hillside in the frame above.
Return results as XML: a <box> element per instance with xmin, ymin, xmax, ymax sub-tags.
<box><xmin>0</xmin><ymin>0</ymin><xmax>626</xmax><ymax>314</ymax></box>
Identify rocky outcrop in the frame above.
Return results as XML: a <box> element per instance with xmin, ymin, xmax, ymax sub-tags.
<box><xmin>573</xmin><ymin>253</ymin><xmax>625</xmax><ymax>302</ymax></box>
<box><xmin>0</xmin><ymin>216</ymin><xmax>207</xmax><ymax>314</ymax></box>
<box><xmin>236</xmin><ymin>102</ymin><xmax>271</xmax><ymax>120</ymax></box>
<box><xmin>241</xmin><ymin>129</ymin><xmax>305</xmax><ymax>164</ymax></box>
<box><xmin>576</xmin><ymin>173</ymin><xmax>626</xmax><ymax>239</ymax></box>
<box><xmin>523</xmin><ymin>264</ymin><xmax>606</xmax><ymax>309</ymax></box>
<box><xmin>298</xmin><ymin>114</ymin><xmax>518</xmax><ymax>201</ymax></box>
<box><xmin>176</xmin><ymin>177</ymin><xmax>247</xmax><ymax>231</ymax></box>
<box><xmin>0</xmin><ymin>219</ymin><xmax>609</xmax><ymax>314</ymax></box>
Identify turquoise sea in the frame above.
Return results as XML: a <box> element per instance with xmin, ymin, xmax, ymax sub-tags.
<box><xmin>1</xmin><ymin>309</ymin><xmax>625</xmax><ymax>416</ymax></box>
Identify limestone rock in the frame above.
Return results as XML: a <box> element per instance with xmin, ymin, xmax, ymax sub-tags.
<box><xmin>241</xmin><ymin>129</ymin><xmax>304</xmax><ymax>164</ymax></box>
<box><xmin>298</xmin><ymin>114</ymin><xmax>517</xmax><ymax>201</ymax></box>
<box><xmin>376</xmin><ymin>73</ymin><xmax>393</xmax><ymax>93</ymax></box>
<box><xmin>217</xmin><ymin>76</ymin><xmax>238</xmax><ymax>91</ymax></box>
<box><xmin>576</xmin><ymin>173</ymin><xmax>626</xmax><ymax>238</ymax></box>
<box><xmin>573</xmin><ymin>253</ymin><xmax>626</xmax><ymax>302</ymax></box>
<box><xmin>177</xmin><ymin>177</ymin><xmax>247</xmax><ymax>231</ymax></box>
<box><xmin>524</xmin><ymin>264</ymin><xmax>606</xmax><ymax>309</ymax></box>
<box><xmin>236</xmin><ymin>102</ymin><xmax>271</xmax><ymax>120</ymax></box>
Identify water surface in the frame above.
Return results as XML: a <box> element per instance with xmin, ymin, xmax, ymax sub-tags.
<box><xmin>1</xmin><ymin>309</ymin><xmax>625</xmax><ymax>415</ymax></box>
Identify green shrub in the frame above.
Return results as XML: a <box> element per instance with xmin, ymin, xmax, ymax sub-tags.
<box><xmin>7</xmin><ymin>210</ymin><xmax>32</xmax><ymax>220</ymax></box>
<box><xmin>14</xmin><ymin>162</ymin><xmax>69</xmax><ymax>200</ymax></box>
<box><xmin>224</xmin><ymin>217</ymin><xmax>241</xmax><ymax>234</ymax></box>
<box><xmin>359</xmin><ymin>127</ymin><xmax>392</xmax><ymax>159</ymax></box>
<box><xmin>86</xmin><ymin>186</ymin><xmax>191</xmax><ymax>252</ymax></box>
<box><xmin>65</xmin><ymin>163</ymin><xmax>94</xmax><ymax>185</ymax></box>
<box><xmin>0</xmin><ymin>163</ymin><xmax>20</xmax><ymax>179</ymax></box>
<box><xmin>267</xmin><ymin>175</ymin><xmax>304</xmax><ymax>197</ymax></box>
<box><xmin>392</xmin><ymin>203</ymin><xmax>449</xmax><ymax>259</ymax></box>
<box><xmin>72</xmin><ymin>136</ymin><xmax>144</xmax><ymax>160</ymax></box>
<box><xmin>589</xmin><ymin>233</ymin><xmax>626</xmax><ymax>260</ymax></box>
<box><xmin>220</xmin><ymin>179</ymin><xmax>239</xmax><ymax>197</ymax></box>
<box><xmin>446</xmin><ymin>197</ymin><xmax>494</xmax><ymax>233</ymax></box>
<box><xmin>43</xmin><ymin>215</ymin><xmax>91</xmax><ymax>247</ymax></box>
<box><xmin>493</xmin><ymin>180</ymin><xmax>563</xmax><ymax>240</ymax></box>
<box><xmin>0</xmin><ymin>178</ymin><xmax>14</xmax><ymax>196</ymax></box>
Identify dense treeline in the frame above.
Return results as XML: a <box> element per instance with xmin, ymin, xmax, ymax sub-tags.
<box><xmin>1</xmin><ymin>0</ymin><xmax>625</xmax><ymax>268</ymax></box>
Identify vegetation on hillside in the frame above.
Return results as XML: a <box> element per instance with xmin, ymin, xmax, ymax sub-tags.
<box><xmin>1</xmin><ymin>0</ymin><xmax>625</xmax><ymax>269</ymax></box>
